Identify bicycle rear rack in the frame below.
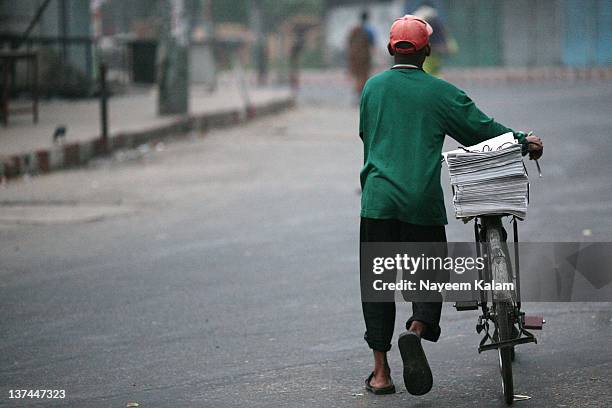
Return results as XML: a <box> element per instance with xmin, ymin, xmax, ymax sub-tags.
<box><xmin>479</xmin><ymin>336</ymin><xmax>536</xmax><ymax>353</ymax></box>
<box><xmin>477</xmin><ymin>311</ymin><xmax>539</xmax><ymax>353</ymax></box>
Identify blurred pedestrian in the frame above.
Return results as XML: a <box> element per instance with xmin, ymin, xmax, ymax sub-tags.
<box><xmin>256</xmin><ymin>44</ymin><xmax>269</xmax><ymax>86</ymax></box>
<box><xmin>288</xmin><ymin>18</ymin><xmax>317</xmax><ymax>91</ymax></box>
<box><xmin>289</xmin><ymin>26</ymin><xmax>307</xmax><ymax>90</ymax></box>
<box><xmin>412</xmin><ymin>2</ymin><xmax>457</xmax><ymax>75</ymax></box>
<box><xmin>359</xmin><ymin>14</ymin><xmax>542</xmax><ymax>397</ymax></box>
<box><xmin>347</xmin><ymin>11</ymin><xmax>376</xmax><ymax>102</ymax></box>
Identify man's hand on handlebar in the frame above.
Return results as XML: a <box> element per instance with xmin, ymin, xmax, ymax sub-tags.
<box><xmin>525</xmin><ymin>134</ymin><xmax>543</xmax><ymax>160</ymax></box>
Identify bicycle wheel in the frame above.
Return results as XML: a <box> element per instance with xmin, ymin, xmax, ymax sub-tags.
<box><xmin>483</xmin><ymin>216</ymin><xmax>515</xmax><ymax>404</ymax></box>
<box><xmin>496</xmin><ymin>300</ymin><xmax>514</xmax><ymax>405</ymax></box>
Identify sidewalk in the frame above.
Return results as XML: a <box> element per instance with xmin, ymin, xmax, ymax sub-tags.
<box><xmin>1</xmin><ymin>82</ymin><xmax>294</xmax><ymax>180</ymax></box>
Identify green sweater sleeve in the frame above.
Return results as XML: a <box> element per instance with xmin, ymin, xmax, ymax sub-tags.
<box><xmin>441</xmin><ymin>87</ymin><xmax>525</xmax><ymax>147</ymax></box>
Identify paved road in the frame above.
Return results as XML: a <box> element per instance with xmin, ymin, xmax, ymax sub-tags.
<box><xmin>1</xmin><ymin>78</ymin><xmax>611</xmax><ymax>407</ymax></box>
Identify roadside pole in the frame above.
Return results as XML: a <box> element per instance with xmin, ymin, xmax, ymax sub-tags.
<box><xmin>158</xmin><ymin>0</ymin><xmax>190</xmax><ymax>115</ymax></box>
<box><xmin>99</xmin><ymin>62</ymin><xmax>108</xmax><ymax>153</ymax></box>
<box><xmin>249</xmin><ymin>0</ymin><xmax>267</xmax><ymax>86</ymax></box>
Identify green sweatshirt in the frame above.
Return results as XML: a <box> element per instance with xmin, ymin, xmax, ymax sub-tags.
<box><xmin>359</xmin><ymin>68</ymin><xmax>526</xmax><ymax>226</ymax></box>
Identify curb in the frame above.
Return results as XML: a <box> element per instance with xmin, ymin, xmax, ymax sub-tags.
<box><xmin>0</xmin><ymin>96</ymin><xmax>295</xmax><ymax>181</ymax></box>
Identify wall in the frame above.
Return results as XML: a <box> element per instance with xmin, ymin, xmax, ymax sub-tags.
<box><xmin>502</xmin><ymin>0</ymin><xmax>562</xmax><ymax>67</ymax></box>
<box><xmin>291</xmin><ymin>0</ymin><xmax>611</xmax><ymax>68</ymax></box>
<box><xmin>1</xmin><ymin>0</ymin><xmax>92</xmax><ymax>75</ymax></box>
<box><xmin>445</xmin><ymin>0</ymin><xmax>502</xmax><ymax>67</ymax></box>
<box><xmin>562</xmin><ymin>0</ymin><xmax>612</xmax><ymax>66</ymax></box>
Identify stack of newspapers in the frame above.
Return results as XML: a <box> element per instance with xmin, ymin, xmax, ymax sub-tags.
<box><xmin>444</xmin><ymin>133</ymin><xmax>529</xmax><ymax>219</ymax></box>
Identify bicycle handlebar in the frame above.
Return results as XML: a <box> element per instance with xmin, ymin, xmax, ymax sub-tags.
<box><xmin>526</xmin><ymin>131</ymin><xmax>543</xmax><ymax>177</ymax></box>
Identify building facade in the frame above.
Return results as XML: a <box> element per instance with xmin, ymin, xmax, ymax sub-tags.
<box><xmin>326</xmin><ymin>0</ymin><xmax>612</xmax><ymax>67</ymax></box>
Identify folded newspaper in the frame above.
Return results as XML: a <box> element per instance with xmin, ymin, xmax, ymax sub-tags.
<box><xmin>444</xmin><ymin>133</ymin><xmax>529</xmax><ymax>220</ymax></box>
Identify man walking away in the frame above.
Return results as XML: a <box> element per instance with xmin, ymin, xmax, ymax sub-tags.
<box><xmin>347</xmin><ymin>11</ymin><xmax>376</xmax><ymax>103</ymax></box>
<box><xmin>360</xmin><ymin>15</ymin><xmax>542</xmax><ymax>397</ymax></box>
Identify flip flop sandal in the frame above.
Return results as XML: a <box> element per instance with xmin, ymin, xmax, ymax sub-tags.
<box><xmin>398</xmin><ymin>331</ymin><xmax>433</xmax><ymax>396</ymax></box>
<box><xmin>365</xmin><ymin>372</ymin><xmax>396</xmax><ymax>395</ymax></box>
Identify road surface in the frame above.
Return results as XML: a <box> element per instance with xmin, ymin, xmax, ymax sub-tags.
<box><xmin>1</xmin><ymin>78</ymin><xmax>611</xmax><ymax>407</ymax></box>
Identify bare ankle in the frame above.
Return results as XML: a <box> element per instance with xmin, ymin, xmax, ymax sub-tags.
<box><xmin>373</xmin><ymin>351</ymin><xmax>390</xmax><ymax>377</ymax></box>
<box><xmin>409</xmin><ymin>320</ymin><xmax>427</xmax><ymax>337</ymax></box>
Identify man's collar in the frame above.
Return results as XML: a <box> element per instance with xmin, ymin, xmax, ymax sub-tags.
<box><xmin>391</xmin><ymin>64</ymin><xmax>421</xmax><ymax>70</ymax></box>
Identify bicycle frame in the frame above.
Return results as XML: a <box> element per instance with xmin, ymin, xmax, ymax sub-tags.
<box><xmin>472</xmin><ymin>215</ymin><xmax>538</xmax><ymax>353</ymax></box>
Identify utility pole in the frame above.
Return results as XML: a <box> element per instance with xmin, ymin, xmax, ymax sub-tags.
<box><xmin>249</xmin><ymin>0</ymin><xmax>267</xmax><ymax>86</ymax></box>
<box><xmin>99</xmin><ymin>62</ymin><xmax>109</xmax><ymax>153</ymax></box>
<box><xmin>59</xmin><ymin>0</ymin><xmax>69</xmax><ymax>66</ymax></box>
<box><xmin>158</xmin><ymin>0</ymin><xmax>190</xmax><ymax>115</ymax></box>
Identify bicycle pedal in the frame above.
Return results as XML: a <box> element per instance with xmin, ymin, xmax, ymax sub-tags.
<box><xmin>523</xmin><ymin>315</ymin><xmax>545</xmax><ymax>330</ymax></box>
<box><xmin>454</xmin><ymin>300</ymin><xmax>479</xmax><ymax>311</ymax></box>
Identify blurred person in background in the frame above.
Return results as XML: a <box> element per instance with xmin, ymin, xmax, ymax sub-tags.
<box><xmin>347</xmin><ymin>11</ymin><xmax>376</xmax><ymax>103</ymax></box>
<box><xmin>289</xmin><ymin>17</ymin><xmax>317</xmax><ymax>91</ymax></box>
<box><xmin>412</xmin><ymin>1</ymin><xmax>457</xmax><ymax>75</ymax></box>
<box><xmin>359</xmin><ymin>14</ymin><xmax>542</xmax><ymax>397</ymax></box>
<box><xmin>290</xmin><ymin>26</ymin><xmax>307</xmax><ymax>90</ymax></box>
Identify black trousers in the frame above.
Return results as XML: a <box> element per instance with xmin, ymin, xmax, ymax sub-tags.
<box><xmin>360</xmin><ymin>217</ymin><xmax>447</xmax><ymax>352</ymax></box>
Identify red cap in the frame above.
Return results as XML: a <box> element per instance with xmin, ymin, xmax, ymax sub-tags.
<box><xmin>389</xmin><ymin>14</ymin><xmax>433</xmax><ymax>54</ymax></box>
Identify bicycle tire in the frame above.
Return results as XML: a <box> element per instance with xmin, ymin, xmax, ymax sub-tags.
<box><xmin>483</xmin><ymin>217</ymin><xmax>515</xmax><ymax>405</ymax></box>
<box><xmin>496</xmin><ymin>300</ymin><xmax>514</xmax><ymax>405</ymax></box>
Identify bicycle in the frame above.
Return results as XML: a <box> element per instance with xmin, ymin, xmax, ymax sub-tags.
<box><xmin>450</xmin><ymin>139</ymin><xmax>545</xmax><ymax>405</ymax></box>
<box><xmin>457</xmin><ymin>216</ymin><xmax>544</xmax><ymax>405</ymax></box>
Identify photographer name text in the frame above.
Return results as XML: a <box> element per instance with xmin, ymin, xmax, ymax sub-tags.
<box><xmin>373</xmin><ymin>279</ymin><xmax>514</xmax><ymax>292</ymax></box>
